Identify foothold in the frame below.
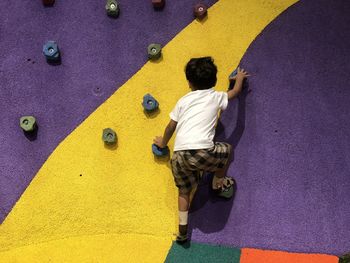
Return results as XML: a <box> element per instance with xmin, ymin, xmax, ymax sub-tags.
<box><xmin>142</xmin><ymin>94</ymin><xmax>159</xmax><ymax>112</ymax></box>
<box><xmin>102</xmin><ymin>128</ymin><xmax>117</xmax><ymax>145</ymax></box>
<box><xmin>194</xmin><ymin>3</ymin><xmax>208</xmax><ymax>20</ymax></box>
<box><xmin>20</xmin><ymin>116</ymin><xmax>37</xmax><ymax>132</ymax></box>
<box><xmin>148</xmin><ymin>43</ymin><xmax>162</xmax><ymax>60</ymax></box>
<box><xmin>106</xmin><ymin>0</ymin><xmax>120</xmax><ymax>18</ymax></box>
<box><xmin>42</xmin><ymin>0</ymin><xmax>55</xmax><ymax>7</ymax></box>
<box><xmin>152</xmin><ymin>144</ymin><xmax>169</xmax><ymax>157</ymax></box>
<box><xmin>42</xmin><ymin>41</ymin><xmax>60</xmax><ymax>62</ymax></box>
<box><xmin>152</xmin><ymin>0</ymin><xmax>165</xmax><ymax>9</ymax></box>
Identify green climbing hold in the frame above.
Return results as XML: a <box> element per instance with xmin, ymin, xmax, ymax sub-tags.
<box><xmin>20</xmin><ymin>116</ymin><xmax>37</xmax><ymax>132</ymax></box>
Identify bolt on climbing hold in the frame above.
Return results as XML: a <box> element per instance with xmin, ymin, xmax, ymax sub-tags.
<box><xmin>152</xmin><ymin>0</ymin><xmax>165</xmax><ymax>9</ymax></box>
<box><xmin>106</xmin><ymin>0</ymin><xmax>120</xmax><ymax>18</ymax></box>
<box><xmin>194</xmin><ymin>3</ymin><xmax>208</xmax><ymax>20</ymax></box>
<box><xmin>20</xmin><ymin>116</ymin><xmax>37</xmax><ymax>132</ymax></box>
<box><xmin>142</xmin><ymin>94</ymin><xmax>159</xmax><ymax>112</ymax></box>
<box><xmin>148</xmin><ymin>44</ymin><xmax>162</xmax><ymax>60</ymax></box>
<box><xmin>102</xmin><ymin>128</ymin><xmax>117</xmax><ymax>145</ymax></box>
<box><xmin>228</xmin><ymin>68</ymin><xmax>238</xmax><ymax>88</ymax></box>
<box><xmin>42</xmin><ymin>0</ymin><xmax>55</xmax><ymax>7</ymax></box>
<box><xmin>228</xmin><ymin>68</ymin><xmax>249</xmax><ymax>90</ymax></box>
<box><xmin>43</xmin><ymin>41</ymin><xmax>60</xmax><ymax>63</ymax></box>
<box><xmin>152</xmin><ymin>144</ymin><xmax>169</xmax><ymax>157</ymax></box>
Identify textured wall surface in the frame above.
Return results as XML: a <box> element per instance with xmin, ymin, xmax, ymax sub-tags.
<box><xmin>1</xmin><ymin>0</ymin><xmax>349</xmax><ymax>261</ymax></box>
<box><xmin>190</xmin><ymin>0</ymin><xmax>350</xmax><ymax>255</ymax></box>
<box><xmin>0</xmin><ymin>0</ymin><xmax>216</xmax><ymax>223</ymax></box>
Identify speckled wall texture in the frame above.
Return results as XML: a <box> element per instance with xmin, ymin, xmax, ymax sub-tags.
<box><xmin>0</xmin><ymin>0</ymin><xmax>349</xmax><ymax>262</ymax></box>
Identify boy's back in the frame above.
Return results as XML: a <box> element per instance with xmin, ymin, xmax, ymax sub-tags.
<box><xmin>171</xmin><ymin>88</ymin><xmax>228</xmax><ymax>151</ymax></box>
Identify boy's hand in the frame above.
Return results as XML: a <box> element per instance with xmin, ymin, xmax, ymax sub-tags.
<box><xmin>229</xmin><ymin>67</ymin><xmax>250</xmax><ymax>82</ymax></box>
<box><xmin>227</xmin><ymin>67</ymin><xmax>250</xmax><ymax>100</ymax></box>
<box><xmin>153</xmin><ymin>136</ymin><xmax>166</xmax><ymax>148</ymax></box>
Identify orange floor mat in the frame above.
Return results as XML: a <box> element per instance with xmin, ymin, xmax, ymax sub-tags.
<box><xmin>240</xmin><ymin>248</ymin><xmax>338</xmax><ymax>263</ymax></box>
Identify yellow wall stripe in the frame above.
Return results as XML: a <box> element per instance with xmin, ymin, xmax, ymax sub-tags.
<box><xmin>0</xmin><ymin>0</ymin><xmax>297</xmax><ymax>261</ymax></box>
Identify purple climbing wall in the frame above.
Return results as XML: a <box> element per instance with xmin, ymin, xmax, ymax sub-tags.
<box><xmin>190</xmin><ymin>0</ymin><xmax>350</xmax><ymax>255</ymax></box>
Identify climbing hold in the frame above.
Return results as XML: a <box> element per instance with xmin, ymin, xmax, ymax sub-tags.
<box><xmin>148</xmin><ymin>44</ymin><xmax>162</xmax><ymax>60</ymax></box>
<box><xmin>152</xmin><ymin>0</ymin><xmax>165</xmax><ymax>9</ymax></box>
<box><xmin>20</xmin><ymin>116</ymin><xmax>37</xmax><ymax>132</ymax></box>
<box><xmin>106</xmin><ymin>0</ymin><xmax>120</xmax><ymax>18</ymax></box>
<box><xmin>42</xmin><ymin>0</ymin><xmax>55</xmax><ymax>6</ymax></box>
<box><xmin>228</xmin><ymin>68</ymin><xmax>249</xmax><ymax>90</ymax></box>
<box><xmin>42</xmin><ymin>41</ymin><xmax>60</xmax><ymax>62</ymax></box>
<box><xmin>102</xmin><ymin>128</ymin><xmax>117</xmax><ymax>145</ymax></box>
<box><xmin>142</xmin><ymin>94</ymin><xmax>159</xmax><ymax>112</ymax></box>
<box><xmin>229</xmin><ymin>68</ymin><xmax>238</xmax><ymax>79</ymax></box>
<box><xmin>194</xmin><ymin>3</ymin><xmax>208</xmax><ymax>20</ymax></box>
<box><xmin>228</xmin><ymin>68</ymin><xmax>237</xmax><ymax>90</ymax></box>
<box><xmin>152</xmin><ymin>144</ymin><xmax>169</xmax><ymax>157</ymax></box>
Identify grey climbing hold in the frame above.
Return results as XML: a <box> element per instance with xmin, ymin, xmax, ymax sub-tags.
<box><xmin>148</xmin><ymin>43</ymin><xmax>162</xmax><ymax>60</ymax></box>
<box><xmin>43</xmin><ymin>41</ymin><xmax>60</xmax><ymax>62</ymax></box>
<box><xmin>106</xmin><ymin>0</ymin><xmax>120</xmax><ymax>18</ymax></box>
<box><xmin>102</xmin><ymin>128</ymin><xmax>117</xmax><ymax>145</ymax></box>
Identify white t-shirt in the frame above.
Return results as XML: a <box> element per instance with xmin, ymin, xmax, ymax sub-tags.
<box><xmin>170</xmin><ymin>88</ymin><xmax>228</xmax><ymax>151</ymax></box>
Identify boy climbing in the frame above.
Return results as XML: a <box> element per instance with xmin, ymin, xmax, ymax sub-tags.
<box><xmin>153</xmin><ymin>57</ymin><xmax>249</xmax><ymax>242</ymax></box>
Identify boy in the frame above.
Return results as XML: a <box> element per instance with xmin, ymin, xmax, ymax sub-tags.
<box><xmin>154</xmin><ymin>57</ymin><xmax>249</xmax><ymax>242</ymax></box>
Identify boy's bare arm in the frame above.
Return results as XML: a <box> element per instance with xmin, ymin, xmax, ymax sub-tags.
<box><xmin>154</xmin><ymin>119</ymin><xmax>177</xmax><ymax>148</ymax></box>
<box><xmin>227</xmin><ymin>67</ymin><xmax>250</xmax><ymax>100</ymax></box>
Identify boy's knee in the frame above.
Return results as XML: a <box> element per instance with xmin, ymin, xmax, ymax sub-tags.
<box><xmin>178</xmin><ymin>189</ymin><xmax>191</xmax><ymax>198</ymax></box>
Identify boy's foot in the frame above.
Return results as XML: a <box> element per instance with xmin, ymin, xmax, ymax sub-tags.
<box><xmin>176</xmin><ymin>233</ymin><xmax>188</xmax><ymax>243</ymax></box>
<box><xmin>176</xmin><ymin>224</ymin><xmax>188</xmax><ymax>243</ymax></box>
<box><xmin>212</xmin><ymin>176</ymin><xmax>235</xmax><ymax>199</ymax></box>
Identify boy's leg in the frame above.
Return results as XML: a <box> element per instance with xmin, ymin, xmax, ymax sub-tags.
<box><xmin>177</xmin><ymin>184</ymin><xmax>199</xmax><ymax>242</ymax></box>
<box><xmin>177</xmin><ymin>192</ymin><xmax>190</xmax><ymax>242</ymax></box>
<box><xmin>171</xmin><ymin>151</ymin><xmax>200</xmax><ymax>243</ymax></box>
<box><xmin>212</xmin><ymin>144</ymin><xmax>234</xmax><ymax>189</ymax></box>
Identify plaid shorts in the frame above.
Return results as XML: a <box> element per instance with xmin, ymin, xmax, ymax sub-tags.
<box><xmin>171</xmin><ymin>142</ymin><xmax>231</xmax><ymax>194</ymax></box>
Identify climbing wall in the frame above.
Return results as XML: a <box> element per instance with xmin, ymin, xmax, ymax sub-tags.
<box><xmin>0</xmin><ymin>0</ymin><xmax>349</xmax><ymax>262</ymax></box>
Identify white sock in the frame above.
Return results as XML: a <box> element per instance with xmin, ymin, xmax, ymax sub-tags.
<box><xmin>179</xmin><ymin>211</ymin><xmax>188</xmax><ymax>225</ymax></box>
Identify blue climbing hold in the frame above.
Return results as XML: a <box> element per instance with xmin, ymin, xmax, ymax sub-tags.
<box><xmin>229</xmin><ymin>68</ymin><xmax>238</xmax><ymax>79</ymax></box>
<box><xmin>228</xmin><ymin>68</ymin><xmax>237</xmax><ymax>90</ymax></box>
<box><xmin>228</xmin><ymin>67</ymin><xmax>248</xmax><ymax>91</ymax></box>
<box><xmin>152</xmin><ymin>144</ymin><xmax>169</xmax><ymax>156</ymax></box>
<box><xmin>43</xmin><ymin>41</ymin><xmax>60</xmax><ymax>62</ymax></box>
<box><xmin>142</xmin><ymin>93</ymin><xmax>159</xmax><ymax>112</ymax></box>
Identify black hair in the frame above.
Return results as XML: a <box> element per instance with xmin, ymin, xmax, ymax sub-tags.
<box><xmin>185</xmin><ymin>57</ymin><xmax>217</xmax><ymax>90</ymax></box>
